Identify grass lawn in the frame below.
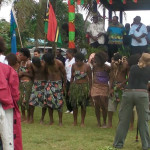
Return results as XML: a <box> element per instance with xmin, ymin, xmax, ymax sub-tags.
<box><xmin>22</xmin><ymin>106</ymin><xmax>144</xmax><ymax>150</ymax></box>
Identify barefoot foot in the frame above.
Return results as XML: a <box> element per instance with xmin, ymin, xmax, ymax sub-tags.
<box><xmin>49</xmin><ymin>121</ymin><xmax>54</xmax><ymax>126</ymax></box>
<box><xmin>80</xmin><ymin>123</ymin><xmax>85</xmax><ymax>127</ymax></box>
<box><xmin>59</xmin><ymin>122</ymin><xmax>63</xmax><ymax>126</ymax></box>
<box><xmin>28</xmin><ymin>119</ymin><xmax>34</xmax><ymax>124</ymax></box>
<box><xmin>73</xmin><ymin>122</ymin><xmax>77</xmax><ymax>126</ymax></box>
<box><xmin>106</xmin><ymin>125</ymin><xmax>113</xmax><ymax>128</ymax></box>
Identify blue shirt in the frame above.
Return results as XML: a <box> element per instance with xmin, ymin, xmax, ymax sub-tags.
<box><xmin>107</xmin><ymin>23</ymin><xmax>125</xmax><ymax>45</ymax></box>
<box><xmin>129</xmin><ymin>24</ymin><xmax>148</xmax><ymax>46</ymax></box>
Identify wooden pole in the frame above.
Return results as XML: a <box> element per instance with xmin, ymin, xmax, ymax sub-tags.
<box><xmin>103</xmin><ymin>6</ymin><xmax>106</xmax><ymax>27</ymax></box>
<box><xmin>12</xmin><ymin>7</ymin><xmax>23</xmax><ymax>48</ymax></box>
<box><xmin>16</xmin><ymin>24</ymin><xmax>23</xmax><ymax>48</ymax></box>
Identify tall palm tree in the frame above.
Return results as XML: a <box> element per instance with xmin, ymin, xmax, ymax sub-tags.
<box><xmin>13</xmin><ymin>0</ymin><xmax>46</xmax><ymax>46</ymax></box>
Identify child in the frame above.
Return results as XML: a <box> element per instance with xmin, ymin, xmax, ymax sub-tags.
<box><xmin>6</xmin><ymin>53</ymin><xmax>20</xmax><ymax>72</ymax></box>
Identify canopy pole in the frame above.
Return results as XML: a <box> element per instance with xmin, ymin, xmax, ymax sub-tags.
<box><xmin>108</xmin><ymin>10</ymin><xmax>112</xmax><ymax>24</ymax></box>
<box><xmin>103</xmin><ymin>6</ymin><xmax>106</xmax><ymax>26</ymax></box>
<box><xmin>120</xmin><ymin>11</ymin><xmax>123</xmax><ymax>24</ymax></box>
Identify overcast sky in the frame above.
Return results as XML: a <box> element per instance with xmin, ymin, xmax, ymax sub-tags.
<box><xmin>0</xmin><ymin>1</ymin><xmax>150</xmax><ymax>27</ymax></box>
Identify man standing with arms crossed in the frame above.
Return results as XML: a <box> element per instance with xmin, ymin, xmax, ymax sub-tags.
<box><xmin>129</xmin><ymin>16</ymin><xmax>148</xmax><ymax>55</ymax></box>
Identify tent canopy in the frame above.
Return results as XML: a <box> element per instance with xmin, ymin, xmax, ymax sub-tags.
<box><xmin>100</xmin><ymin>0</ymin><xmax>150</xmax><ymax>11</ymax></box>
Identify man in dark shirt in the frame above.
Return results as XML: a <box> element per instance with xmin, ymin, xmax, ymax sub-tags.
<box><xmin>56</xmin><ymin>49</ymin><xmax>65</xmax><ymax>65</ymax></box>
<box><xmin>123</xmin><ymin>23</ymin><xmax>131</xmax><ymax>47</ymax></box>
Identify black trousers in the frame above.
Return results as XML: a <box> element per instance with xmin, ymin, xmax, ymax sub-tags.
<box><xmin>130</xmin><ymin>45</ymin><xmax>148</xmax><ymax>55</ymax></box>
<box><xmin>0</xmin><ymin>139</ymin><xmax>3</xmax><ymax>150</ymax></box>
<box><xmin>90</xmin><ymin>41</ymin><xmax>105</xmax><ymax>48</ymax></box>
<box><xmin>65</xmin><ymin>80</ymin><xmax>73</xmax><ymax>112</ymax></box>
<box><xmin>90</xmin><ymin>41</ymin><xmax>100</xmax><ymax>48</ymax></box>
<box><xmin>108</xmin><ymin>44</ymin><xmax>122</xmax><ymax>62</ymax></box>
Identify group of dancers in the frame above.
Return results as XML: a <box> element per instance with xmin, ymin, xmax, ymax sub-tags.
<box><xmin>5</xmin><ymin>46</ymin><xmax>142</xmax><ymax>129</ymax></box>
<box><xmin>1</xmin><ymin>32</ymin><xmax>150</xmax><ymax>149</ymax></box>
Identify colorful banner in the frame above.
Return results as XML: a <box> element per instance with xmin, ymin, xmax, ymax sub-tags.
<box><xmin>132</xmin><ymin>0</ymin><xmax>137</xmax><ymax>3</ymax></box>
<box><xmin>68</xmin><ymin>0</ymin><xmax>75</xmax><ymax>49</ymax></box>
<box><xmin>121</xmin><ymin>0</ymin><xmax>126</xmax><ymax>4</ymax></box>
<box><xmin>77</xmin><ymin>0</ymin><xmax>84</xmax><ymax>5</ymax></box>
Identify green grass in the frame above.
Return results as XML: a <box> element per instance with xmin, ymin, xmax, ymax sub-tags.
<box><xmin>22</xmin><ymin>107</ymin><xmax>143</xmax><ymax>150</ymax></box>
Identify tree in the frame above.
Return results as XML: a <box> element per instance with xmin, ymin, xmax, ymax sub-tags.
<box><xmin>13</xmin><ymin>0</ymin><xmax>68</xmax><ymax>48</ymax></box>
<box><xmin>0</xmin><ymin>19</ymin><xmax>11</xmax><ymax>51</ymax></box>
<box><xmin>14</xmin><ymin>0</ymin><xmax>43</xmax><ymax>47</ymax></box>
<box><xmin>10</xmin><ymin>0</ymin><xmax>90</xmax><ymax>49</ymax></box>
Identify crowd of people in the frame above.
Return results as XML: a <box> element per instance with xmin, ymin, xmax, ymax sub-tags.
<box><xmin>0</xmin><ymin>14</ymin><xmax>150</xmax><ymax>150</ymax></box>
<box><xmin>87</xmin><ymin>15</ymin><xmax>150</xmax><ymax>61</ymax></box>
<box><xmin>86</xmin><ymin>14</ymin><xmax>150</xmax><ymax>150</ymax></box>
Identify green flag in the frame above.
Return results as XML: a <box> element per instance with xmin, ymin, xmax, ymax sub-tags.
<box><xmin>57</xmin><ymin>33</ymin><xmax>62</xmax><ymax>48</ymax></box>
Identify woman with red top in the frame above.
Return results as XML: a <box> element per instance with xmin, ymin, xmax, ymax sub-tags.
<box><xmin>0</xmin><ymin>62</ymin><xmax>22</xmax><ymax>150</ymax></box>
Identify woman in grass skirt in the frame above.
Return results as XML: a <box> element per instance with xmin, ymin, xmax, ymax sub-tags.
<box><xmin>18</xmin><ymin>48</ymin><xmax>33</xmax><ymax>122</ymax></box>
<box><xmin>69</xmin><ymin>52</ymin><xmax>92</xmax><ymax>126</ymax></box>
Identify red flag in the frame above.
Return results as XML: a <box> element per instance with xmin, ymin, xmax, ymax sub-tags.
<box><xmin>47</xmin><ymin>2</ymin><xmax>57</xmax><ymax>42</ymax></box>
<box><xmin>107</xmin><ymin>0</ymin><xmax>112</xmax><ymax>4</ymax></box>
<box><xmin>97</xmin><ymin>0</ymin><xmax>100</xmax><ymax>4</ymax></box>
<box><xmin>132</xmin><ymin>0</ymin><xmax>137</xmax><ymax>3</ymax></box>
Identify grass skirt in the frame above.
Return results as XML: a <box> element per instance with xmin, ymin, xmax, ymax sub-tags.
<box><xmin>19</xmin><ymin>81</ymin><xmax>33</xmax><ymax>110</ymax></box>
<box><xmin>69</xmin><ymin>82</ymin><xmax>89</xmax><ymax>109</ymax></box>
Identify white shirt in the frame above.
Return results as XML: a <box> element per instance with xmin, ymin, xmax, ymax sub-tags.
<box><xmin>129</xmin><ymin>24</ymin><xmax>148</xmax><ymax>46</ymax></box>
<box><xmin>0</xmin><ymin>54</ymin><xmax>8</xmax><ymax>64</ymax></box>
<box><xmin>105</xmin><ymin>61</ymin><xmax>111</xmax><ymax>67</ymax></box>
<box><xmin>65</xmin><ymin>57</ymin><xmax>75</xmax><ymax>82</ymax></box>
<box><xmin>87</xmin><ymin>21</ymin><xmax>105</xmax><ymax>44</ymax></box>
